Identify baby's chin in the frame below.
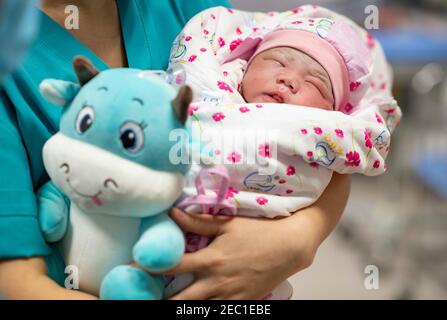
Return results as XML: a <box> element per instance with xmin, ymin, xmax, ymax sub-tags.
<box><xmin>289</xmin><ymin>102</ymin><xmax>335</xmax><ymax>111</ymax></box>
<box><xmin>244</xmin><ymin>93</ymin><xmax>334</xmax><ymax>110</ymax></box>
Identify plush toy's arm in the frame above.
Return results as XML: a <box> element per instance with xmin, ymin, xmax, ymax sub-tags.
<box><xmin>133</xmin><ymin>212</ymin><xmax>185</xmax><ymax>272</ymax></box>
<box><xmin>37</xmin><ymin>181</ymin><xmax>70</xmax><ymax>242</ymax></box>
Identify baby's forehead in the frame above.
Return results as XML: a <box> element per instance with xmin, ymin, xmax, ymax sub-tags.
<box><xmin>269</xmin><ymin>47</ymin><xmax>322</xmax><ymax>70</ymax></box>
<box><xmin>269</xmin><ymin>47</ymin><xmax>330</xmax><ymax>81</ymax></box>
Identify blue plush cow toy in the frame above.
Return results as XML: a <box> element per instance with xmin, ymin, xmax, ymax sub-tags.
<box><xmin>38</xmin><ymin>56</ymin><xmax>191</xmax><ymax>299</ymax></box>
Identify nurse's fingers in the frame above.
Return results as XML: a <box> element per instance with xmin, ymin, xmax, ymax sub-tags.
<box><xmin>133</xmin><ymin>247</ymin><xmax>216</xmax><ymax>275</ymax></box>
<box><xmin>163</xmin><ymin>248</ymin><xmax>217</xmax><ymax>275</ymax></box>
<box><xmin>170</xmin><ymin>207</ymin><xmax>230</xmax><ymax>237</ymax></box>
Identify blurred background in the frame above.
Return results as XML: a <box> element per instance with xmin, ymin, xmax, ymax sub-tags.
<box><xmin>232</xmin><ymin>0</ymin><xmax>447</xmax><ymax>299</ymax></box>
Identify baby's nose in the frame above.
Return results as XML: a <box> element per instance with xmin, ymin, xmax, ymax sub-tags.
<box><xmin>277</xmin><ymin>78</ymin><xmax>298</xmax><ymax>94</ymax></box>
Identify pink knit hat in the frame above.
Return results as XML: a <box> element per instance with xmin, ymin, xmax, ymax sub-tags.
<box><xmin>224</xmin><ymin>18</ymin><xmax>372</xmax><ymax>113</ymax></box>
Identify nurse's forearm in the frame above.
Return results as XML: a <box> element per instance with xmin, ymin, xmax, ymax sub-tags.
<box><xmin>307</xmin><ymin>173</ymin><xmax>350</xmax><ymax>243</ymax></box>
<box><xmin>0</xmin><ymin>257</ymin><xmax>97</xmax><ymax>300</ymax></box>
<box><xmin>289</xmin><ymin>173</ymin><xmax>351</xmax><ymax>260</ymax></box>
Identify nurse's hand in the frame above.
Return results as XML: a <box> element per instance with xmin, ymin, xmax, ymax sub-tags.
<box><xmin>159</xmin><ymin>173</ymin><xmax>350</xmax><ymax>300</ymax></box>
<box><xmin>162</xmin><ymin>208</ymin><xmax>319</xmax><ymax>299</ymax></box>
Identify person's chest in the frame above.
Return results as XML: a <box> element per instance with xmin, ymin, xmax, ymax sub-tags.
<box><xmin>78</xmin><ymin>36</ymin><xmax>128</xmax><ymax>68</ymax></box>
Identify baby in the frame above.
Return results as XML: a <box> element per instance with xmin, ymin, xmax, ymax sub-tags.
<box><xmin>241</xmin><ymin>47</ymin><xmax>335</xmax><ymax>110</ymax></box>
<box><xmin>234</xmin><ymin>21</ymin><xmax>371</xmax><ymax>113</ymax></box>
<box><xmin>165</xmin><ymin>5</ymin><xmax>401</xmax><ymax>297</ymax></box>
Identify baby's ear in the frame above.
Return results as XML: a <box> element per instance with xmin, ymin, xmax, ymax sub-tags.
<box><xmin>39</xmin><ymin>79</ymin><xmax>80</xmax><ymax>106</ymax></box>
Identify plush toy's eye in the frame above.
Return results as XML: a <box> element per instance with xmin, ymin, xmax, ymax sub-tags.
<box><xmin>119</xmin><ymin>121</ymin><xmax>145</xmax><ymax>153</ymax></box>
<box><xmin>75</xmin><ymin>106</ymin><xmax>95</xmax><ymax>134</ymax></box>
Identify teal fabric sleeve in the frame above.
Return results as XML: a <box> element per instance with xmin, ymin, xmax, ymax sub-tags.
<box><xmin>0</xmin><ymin>90</ymin><xmax>51</xmax><ymax>258</ymax></box>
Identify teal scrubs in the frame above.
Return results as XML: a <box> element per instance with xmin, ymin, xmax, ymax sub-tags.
<box><xmin>0</xmin><ymin>0</ymin><xmax>232</xmax><ymax>284</ymax></box>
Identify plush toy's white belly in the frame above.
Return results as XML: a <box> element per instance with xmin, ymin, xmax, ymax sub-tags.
<box><xmin>61</xmin><ymin>203</ymin><xmax>141</xmax><ymax>295</ymax></box>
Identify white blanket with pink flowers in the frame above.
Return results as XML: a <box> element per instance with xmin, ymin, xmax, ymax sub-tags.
<box><xmin>167</xmin><ymin>5</ymin><xmax>401</xmax><ymax>218</ymax></box>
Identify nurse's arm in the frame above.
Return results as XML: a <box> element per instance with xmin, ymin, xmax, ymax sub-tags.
<box><xmin>0</xmin><ymin>257</ymin><xmax>97</xmax><ymax>299</ymax></box>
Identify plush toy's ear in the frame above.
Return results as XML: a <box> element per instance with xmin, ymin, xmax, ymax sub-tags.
<box><xmin>171</xmin><ymin>85</ymin><xmax>192</xmax><ymax>124</ymax></box>
<box><xmin>39</xmin><ymin>79</ymin><xmax>80</xmax><ymax>106</ymax></box>
<box><xmin>73</xmin><ymin>56</ymin><xmax>99</xmax><ymax>86</ymax></box>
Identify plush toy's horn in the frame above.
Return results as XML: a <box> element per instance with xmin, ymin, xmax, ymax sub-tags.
<box><xmin>73</xmin><ymin>56</ymin><xmax>99</xmax><ymax>86</ymax></box>
<box><xmin>171</xmin><ymin>85</ymin><xmax>192</xmax><ymax>124</ymax></box>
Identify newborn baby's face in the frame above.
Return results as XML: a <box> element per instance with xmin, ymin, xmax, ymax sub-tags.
<box><xmin>241</xmin><ymin>47</ymin><xmax>334</xmax><ymax>110</ymax></box>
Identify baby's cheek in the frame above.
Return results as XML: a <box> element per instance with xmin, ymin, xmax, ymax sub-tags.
<box><xmin>296</xmin><ymin>90</ymin><xmax>333</xmax><ymax>110</ymax></box>
<box><xmin>241</xmin><ymin>84</ymin><xmax>252</xmax><ymax>100</ymax></box>
<box><xmin>241</xmin><ymin>76</ymin><xmax>260</xmax><ymax>100</ymax></box>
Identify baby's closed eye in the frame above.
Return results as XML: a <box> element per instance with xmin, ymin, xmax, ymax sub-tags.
<box><xmin>265</xmin><ymin>57</ymin><xmax>285</xmax><ymax>67</ymax></box>
<box><xmin>307</xmin><ymin>77</ymin><xmax>331</xmax><ymax>99</ymax></box>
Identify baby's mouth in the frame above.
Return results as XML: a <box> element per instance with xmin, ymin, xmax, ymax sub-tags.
<box><xmin>264</xmin><ymin>92</ymin><xmax>284</xmax><ymax>103</ymax></box>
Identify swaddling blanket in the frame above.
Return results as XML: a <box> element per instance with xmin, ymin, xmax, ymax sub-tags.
<box><xmin>167</xmin><ymin>5</ymin><xmax>401</xmax><ymax>218</ymax></box>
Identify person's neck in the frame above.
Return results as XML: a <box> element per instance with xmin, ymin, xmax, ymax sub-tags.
<box><xmin>40</xmin><ymin>0</ymin><xmax>127</xmax><ymax>68</ymax></box>
<box><xmin>40</xmin><ymin>0</ymin><xmax>121</xmax><ymax>39</ymax></box>
<box><xmin>41</xmin><ymin>0</ymin><xmax>114</xmax><ymax>13</ymax></box>
<box><xmin>41</xmin><ymin>0</ymin><xmax>118</xmax><ymax>27</ymax></box>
